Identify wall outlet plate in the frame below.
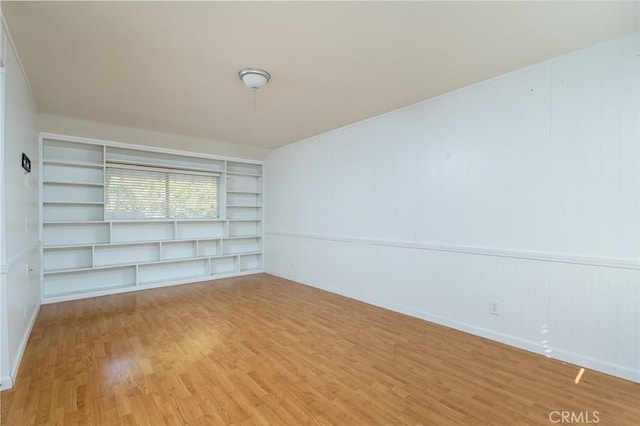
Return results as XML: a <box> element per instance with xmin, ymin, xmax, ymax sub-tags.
<box><xmin>490</xmin><ymin>300</ymin><xmax>500</xmax><ymax>316</ymax></box>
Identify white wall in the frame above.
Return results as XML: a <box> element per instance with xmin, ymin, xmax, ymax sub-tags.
<box><xmin>39</xmin><ymin>113</ymin><xmax>271</xmax><ymax>161</ymax></box>
<box><xmin>0</xmin><ymin>18</ymin><xmax>41</xmax><ymax>390</ymax></box>
<box><xmin>264</xmin><ymin>33</ymin><xmax>640</xmax><ymax>382</ymax></box>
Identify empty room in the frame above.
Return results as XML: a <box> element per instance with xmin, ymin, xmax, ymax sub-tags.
<box><xmin>1</xmin><ymin>1</ymin><xmax>639</xmax><ymax>425</ymax></box>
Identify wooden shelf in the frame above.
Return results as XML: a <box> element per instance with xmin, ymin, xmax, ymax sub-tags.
<box><xmin>226</xmin><ymin>171</ymin><xmax>262</xmax><ymax>177</ymax></box>
<box><xmin>44</xmin><ymin>263</ymin><xmax>142</xmax><ymax>275</ymax></box>
<box><xmin>43</xmin><ymin>159</ymin><xmax>104</xmax><ymax>168</ymax></box>
<box><xmin>226</xmin><ymin>190</ymin><xmax>262</xmax><ymax>194</ymax></box>
<box><xmin>44</xmin><ymin>283</ymin><xmax>135</xmax><ymax>300</ymax></box>
<box><xmin>108</xmin><ymin>218</ymin><xmax>224</xmax><ymax>223</ymax></box>
<box><xmin>42</xmin><ymin>137</ymin><xmax>263</xmax><ymax>301</ymax></box>
<box><xmin>106</xmin><ymin>158</ymin><xmax>223</xmax><ymax>174</ymax></box>
<box><xmin>239</xmin><ymin>267</ymin><xmax>262</xmax><ymax>273</ymax></box>
<box><xmin>43</xmin><ymin>201</ymin><xmax>104</xmax><ymax>205</ymax></box>
<box><xmin>44</xmin><ymin>220</ymin><xmax>106</xmax><ymax>224</ymax></box>
<box><xmin>107</xmin><ymin>219</ymin><xmax>172</xmax><ymax>223</ymax></box>
<box><xmin>43</xmin><ymin>180</ymin><xmax>103</xmax><ymax>187</ymax></box>
<box><xmin>44</xmin><ymin>243</ymin><xmax>93</xmax><ymax>249</ymax></box>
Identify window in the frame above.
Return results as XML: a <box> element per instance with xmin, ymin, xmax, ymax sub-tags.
<box><xmin>105</xmin><ymin>163</ymin><xmax>219</xmax><ymax>220</ymax></box>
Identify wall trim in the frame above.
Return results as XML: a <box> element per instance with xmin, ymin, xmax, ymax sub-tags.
<box><xmin>266</xmin><ymin>271</ymin><xmax>640</xmax><ymax>384</ymax></box>
<box><xmin>367</xmin><ymin>294</ymin><xmax>640</xmax><ymax>384</ymax></box>
<box><xmin>266</xmin><ymin>231</ymin><xmax>640</xmax><ymax>270</ymax></box>
<box><xmin>1</xmin><ymin>240</ymin><xmax>41</xmax><ymax>273</ymax></box>
<box><xmin>0</xmin><ymin>375</ymin><xmax>12</xmax><ymax>390</ymax></box>
<box><xmin>6</xmin><ymin>303</ymin><xmax>40</xmax><ymax>391</ymax></box>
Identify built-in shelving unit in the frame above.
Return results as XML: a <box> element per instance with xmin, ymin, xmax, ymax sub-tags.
<box><xmin>40</xmin><ymin>135</ymin><xmax>263</xmax><ymax>302</ymax></box>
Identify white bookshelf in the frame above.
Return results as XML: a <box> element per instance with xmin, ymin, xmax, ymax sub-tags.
<box><xmin>40</xmin><ymin>135</ymin><xmax>263</xmax><ymax>302</ymax></box>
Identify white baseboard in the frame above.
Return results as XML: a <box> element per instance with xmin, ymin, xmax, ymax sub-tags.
<box><xmin>42</xmin><ymin>270</ymin><xmax>264</xmax><ymax>304</ymax></box>
<box><xmin>266</xmin><ymin>271</ymin><xmax>640</xmax><ymax>384</ymax></box>
<box><xmin>0</xmin><ymin>375</ymin><xmax>13</xmax><ymax>390</ymax></box>
<box><xmin>6</xmin><ymin>304</ymin><xmax>41</xmax><ymax>390</ymax></box>
<box><xmin>368</xmin><ymin>296</ymin><xmax>640</xmax><ymax>383</ymax></box>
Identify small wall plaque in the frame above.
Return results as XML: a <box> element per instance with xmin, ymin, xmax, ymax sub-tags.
<box><xmin>22</xmin><ymin>153</ymin><xmax>31</xmax><ymax>173</ymax></box>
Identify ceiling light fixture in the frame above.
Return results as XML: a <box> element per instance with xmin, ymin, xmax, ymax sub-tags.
<box><xmin>239</xmin><ymin>67</ymin><xmax>271</xmax><ymax>89</ymax></box>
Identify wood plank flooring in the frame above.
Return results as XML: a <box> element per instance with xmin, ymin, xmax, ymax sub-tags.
<box><xmin>2</xmin><ymin>274</ymin><xmax>639</xmax><ymax>425</ymax></box>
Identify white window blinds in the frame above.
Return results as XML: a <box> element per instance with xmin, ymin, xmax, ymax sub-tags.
<box><xmin>105</xmin><ymin>163</ymin><xmax>219</xmax><ymax>219</ymax></box>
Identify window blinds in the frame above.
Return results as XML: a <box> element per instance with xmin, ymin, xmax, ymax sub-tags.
<box><xmin>105</xmin><ymin>163</ymin><xmax>219</xmax><ymax>219</ymax></box>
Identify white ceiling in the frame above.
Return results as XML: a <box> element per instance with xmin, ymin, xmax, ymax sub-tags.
<box><xmin>3</xmin><ymin>1</ymin><xmax>638</xmax><ymax>149</ymax></box>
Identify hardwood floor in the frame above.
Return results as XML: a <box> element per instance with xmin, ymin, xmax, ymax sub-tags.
<box><xmin>2</xmin><ymin>274</ymin><xmax>639</xmax><ymax>425</ymax></box>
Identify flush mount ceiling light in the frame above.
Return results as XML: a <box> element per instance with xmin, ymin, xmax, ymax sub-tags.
<box><xmin>239</xmin><ymin>67</ymin><xmax>271</xmax><ymax>89</ymax></box>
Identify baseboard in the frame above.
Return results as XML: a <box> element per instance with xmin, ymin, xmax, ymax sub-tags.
<box><xmin>367</xmin><ymin>296</ymin><xmax>640</xmax><ymax>384</ymax></box>
<box><xmin>544</xmin><ymin>347</ymin><xmax>640</xmax><ymax>384</ymax></box>
<box><xmin>42</xmin><ymin>270</ymin><xmax>264</xmax><ymax>304</ymax></box>
<box><xmin>0</xmin><ymin>375</ymin><xmax>13</xmax><ymax>390</ymax></box>
<box><xmin>6</xmin><ymin>304</ymin><xmax>41</xmax><ymax>390</ymax></box>
<box><xmin>265</xmin><ymin>271</ymin><xmax>640</xmax><ymax>384</ymax></box>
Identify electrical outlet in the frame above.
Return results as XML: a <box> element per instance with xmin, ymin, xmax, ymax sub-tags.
<box><xmin>23</xmin><ymin>305</ymin><xmax>28</xmax><ymax>318</ymax></box>
<box><xmin>26</xmin><ymin>263</ymin><xmax>30</xmax><ymax>275</ymax></box>
<box><xmin>490</xmin><ymin>300</ymin><xmax>500</xmax><ymax>316</ymax></box>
